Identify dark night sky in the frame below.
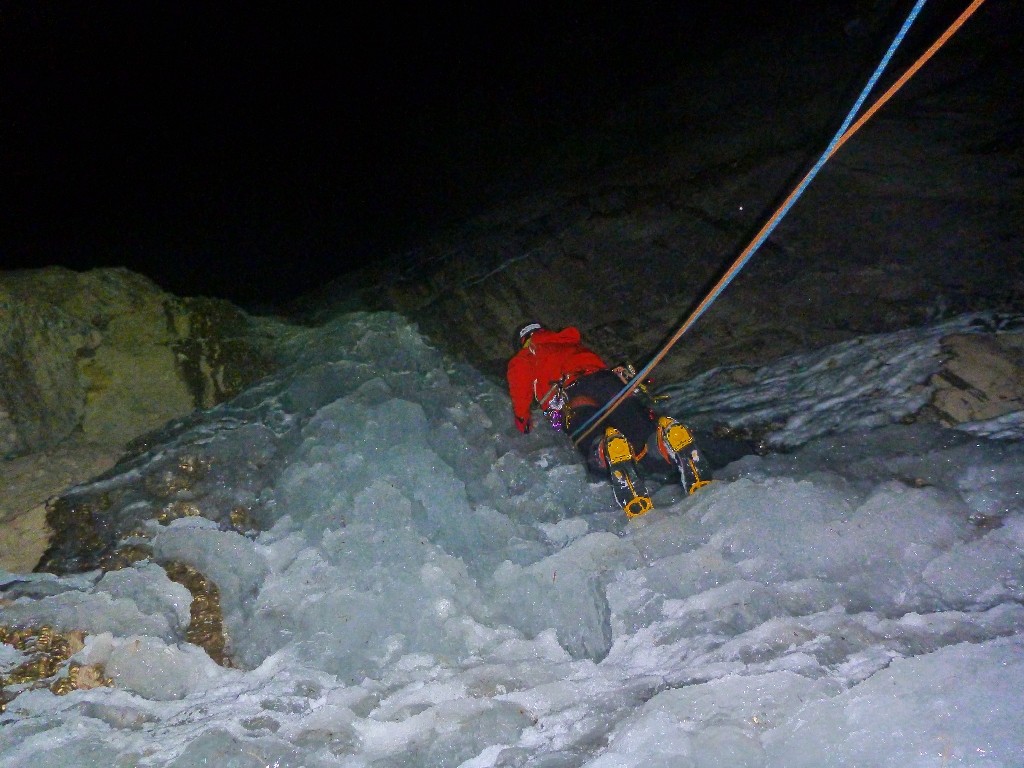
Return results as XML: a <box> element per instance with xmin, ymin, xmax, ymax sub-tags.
<box><xmin>0</xmin><ymin>0</ymin><xmax>994</xmax><ymax>308</ymax></box>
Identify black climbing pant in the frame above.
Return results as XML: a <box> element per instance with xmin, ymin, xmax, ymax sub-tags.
<box><xmin>564</xmin><ymin>370</ymin><xmax>665</xmax><ymax>475</ymax></box>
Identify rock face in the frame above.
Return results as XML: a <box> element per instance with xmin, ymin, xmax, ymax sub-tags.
<box><xmin>0</xmin><ymin>267</ymin><xmax>278</xmax><ymax>457</ymax></box>
<box><xmin>314</xmin><ymin>3</ymin><xmax>1021</xmax><ymax>385</ymax></box>
<box><xmin>0</xmin><ymin>442</ymin><xmax>123</xmax><ymax>573</ymax></box>
<box><xmin>0</xmin><ymin>266</ymin><xmax>289</xmax><ymax>572</ymax></box>
<box><xmin>931</xmin><ymin>332</ymin><xmax>1024</xmax><ymax>425</ymax></box>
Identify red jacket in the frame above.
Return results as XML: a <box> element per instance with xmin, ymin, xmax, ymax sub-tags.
<box><xmin>507</xmin><ymin>327</ymin><xmax>607</xmax><ymax>431</ymax></box>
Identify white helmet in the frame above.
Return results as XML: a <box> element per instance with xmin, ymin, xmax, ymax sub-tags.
<box><xmin>518</xmin><ymin>322</ymin><xmax>542</xmax><ymax>344</ymax></box>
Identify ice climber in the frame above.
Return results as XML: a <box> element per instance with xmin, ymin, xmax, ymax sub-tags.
<box><xmin>507</xmin><ymin>322</ymin><xmax>712</xmax><ymax>517</ymax></box>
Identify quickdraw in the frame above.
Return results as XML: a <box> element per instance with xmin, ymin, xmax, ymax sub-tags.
<box><xmin>540</xmin><ymin>376</ymin><xmax>573</xmax><ymax>432</ymax></box>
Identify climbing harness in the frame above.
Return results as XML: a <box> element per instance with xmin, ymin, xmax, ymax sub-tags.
<box><xmin>539</xmin><ymin>375</ymin><xmax>576</xmax><ymax>432</ymax></box>
<box><xmin>571</xmin><ymin>0</ymin><xmax>988</xmax><ymax>448</ymax></box>
<box><xmin>543</xmin><ymin>365</ymin><xmax>658</xmax><ymax>432</ymax></box>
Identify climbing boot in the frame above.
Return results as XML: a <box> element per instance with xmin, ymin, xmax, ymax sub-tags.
<box><xmin>602</xmin><ymin>427</ymin><xmax>654</xmax><ymax>518</ymax></box>
<box><xmin>657</xmin><ymin>417</ymin><xmax>712</xmax><ymax>495</ymax></box>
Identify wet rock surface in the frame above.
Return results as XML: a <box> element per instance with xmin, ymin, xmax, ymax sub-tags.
<box><xmin>0</xmin><ymin>440</ymin><xmax>123</xmax><ymax>573</ymax></box>
<box><xmin>0</xmin><ymin>624</ymin><xmax>110</xmax><ymax>713</ymax></box>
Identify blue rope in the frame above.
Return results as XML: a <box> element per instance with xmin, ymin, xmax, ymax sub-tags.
<box><xmin>569</xmin><ymin>0</ymin><xmax>929</xmax><ymax>445</ymax></box>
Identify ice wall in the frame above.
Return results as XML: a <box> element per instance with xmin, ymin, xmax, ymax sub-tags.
<box><xmin>660</xmin><ymin>312</ymin><xmax>1024</xmax><ymax>447</ymax></box>
<box><xmin>2</xmin><ymin>311</ymin><xmax>1022</xmax><ymax>766</ymax></box>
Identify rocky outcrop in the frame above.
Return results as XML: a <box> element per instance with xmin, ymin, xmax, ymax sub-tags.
<box><xmin>0</xmin><ymin>442</ymin><xmax>124</xmax><ymax>573</ymax></box>
<box><xmin>931</xmin><ymin>332</ymin><xmax>1024</xmax><ymax>425</ymax></box>
<box><xmin>0</xmin><ymin>267</ymin><xmax>290</xmax><ymax>573</ymax></box>
<box><xmin>0</xmin><ymin>267</ymin><xmax>280</xmax><ymax>457</ymax></box>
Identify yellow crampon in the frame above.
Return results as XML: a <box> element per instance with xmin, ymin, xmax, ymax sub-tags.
<box><xmin>604</xmin><ymin>428</ymin><xmax>654</xmax><ymax>518</ymax></box>
<box><xmin>657</xmin><ymin>417</ymin><xmax>712</xmax><ymax>494</ymax></box>
<box><xmin>623</xmin><ymin>491</ymin><xmax>654</xmax><ymax>518</ymax></box>
<box><xmin>685</xmin><ymin>458</ymin><xmax>713</xmax><ymax>494</ymax></box>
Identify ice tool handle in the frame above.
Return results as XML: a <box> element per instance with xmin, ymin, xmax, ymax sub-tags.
<box><xmin>571</xmin><ymin>0</ymin><xmax>990</xmax><ymax>448</ymax></box>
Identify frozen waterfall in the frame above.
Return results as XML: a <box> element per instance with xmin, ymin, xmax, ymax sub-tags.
<box><xmin>2</xmin><ymin>311</ymin><xmax>1022</xmax><ymax>767</ymax></box>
